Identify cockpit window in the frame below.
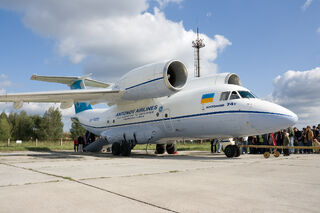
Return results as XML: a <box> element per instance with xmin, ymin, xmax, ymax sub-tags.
<box><xmin>238</xmin><ymin>91</ymin><xmax>255</xmax><ymax>98</ymax></box>
<box><xmin>229</xmin><ymin>91</ymin><xmax>240</xmax><ymax>100</ymax></box>
<box><xmin>220</xmin><ymin>91</ymin><xmax>230</xmax><ymax>101</ymax></box>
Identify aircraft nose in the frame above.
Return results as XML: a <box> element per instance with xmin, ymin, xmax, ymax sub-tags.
<box><xmin>283</xmin><ymin>108</ymin><xmax>298</xmax><ymax>126</ymax></box>
<box><xmin>248</xmin><ymin>100</ymin><xmax>298</xmax><ymax>133</ymax></box>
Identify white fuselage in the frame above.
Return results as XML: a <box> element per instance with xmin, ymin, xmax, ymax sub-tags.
<box><xmin>76</xmin><ymin>77</ymin><xmax>298</xmax><ymax>144</ymax></box>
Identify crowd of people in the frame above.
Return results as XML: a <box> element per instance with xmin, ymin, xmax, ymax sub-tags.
<box><xmin>210</xmin><ymin>124</ymin><xmax>320</xmax><ymax>155</ymax></box>
<box><xmin>73</xmin><ymin>131</ymin><xmax>96</xmax><ymax>152</ymax></box>
<box><xmin>242</xmin><ymin>124</ymin><xmax>320</xmax><ymax>155</ymax></box>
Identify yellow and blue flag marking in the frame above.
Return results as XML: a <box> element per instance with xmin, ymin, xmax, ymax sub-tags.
<box><xmin>201</xmin><ymin>93</ymin><xmax>215</xmax><ymax>104</ymax></box>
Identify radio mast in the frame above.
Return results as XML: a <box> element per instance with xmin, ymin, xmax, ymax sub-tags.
<box><xmin>192</xmin><ymin>27</ymin><xmax>205</xmax><ymax>77</ymax></box>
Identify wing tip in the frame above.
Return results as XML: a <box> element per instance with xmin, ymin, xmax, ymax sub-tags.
<box><xmin>30</xmin><ymin>74</ymin><xmax>37</xmax><ymax>80</ymax></box>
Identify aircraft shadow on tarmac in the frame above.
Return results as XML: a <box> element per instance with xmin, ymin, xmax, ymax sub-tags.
<box><xmin>0</xmin><ymin>148</ymin><xmax>239</xmax><ymax>161</ymax></box>
<box><xmin>5</xmin><ymin>150</ymin><xmax>237</xmax><ymax>161</ymax></box>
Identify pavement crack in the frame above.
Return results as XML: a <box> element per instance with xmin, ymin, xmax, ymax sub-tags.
<box><xmin>0</xmin><ymin>180</ymin><xmax>61</xmax><ymax>188</ymax></box>
<box><xmin>0</xmin><ymin>162</ymin><xmax>179</xmax><ymax>213</ymax></box>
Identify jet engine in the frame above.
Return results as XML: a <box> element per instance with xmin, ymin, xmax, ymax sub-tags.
<box><xmin>116</xmin><ymin>60</ymin><xmax>188</xmax><ymax>100</ymax></box>
<box><xmin>212</xmin><ymin>73</ymin><xmax>241</xmax><ymax>86</ymax></box>
<box><xmin>190</xmin><ymin>72</ymin><xmax>242</xmax><ymax>87</ymax></box>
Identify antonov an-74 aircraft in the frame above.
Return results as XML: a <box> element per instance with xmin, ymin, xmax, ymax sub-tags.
<box><xmin>0</xmin><ymin>60</ymin><xmax>298</xmax><ymax>157</ymax></box>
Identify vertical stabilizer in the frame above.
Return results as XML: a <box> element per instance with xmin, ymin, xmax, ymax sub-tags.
<box><xmin>70</xmin><ymin>80</ymin><xmax>93</xmax><ymax>114</ymax></box>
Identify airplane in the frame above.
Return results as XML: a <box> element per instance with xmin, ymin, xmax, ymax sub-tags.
<box><xmin>0</xmin><ymin>60</ymin><xmax>298</xmax><ymax>157</ymax></box>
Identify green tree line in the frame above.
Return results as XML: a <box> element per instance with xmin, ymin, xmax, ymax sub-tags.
<box><xmin>0</xmin><ymin>107</ymin><xmax>64</xmax><ymax>141</ymax></box>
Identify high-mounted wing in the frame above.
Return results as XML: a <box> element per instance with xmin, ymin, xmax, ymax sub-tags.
<box><xmin>0</xmin><ymin>89</ymin><xmax>123</xmax><ymax>109</ymax></box>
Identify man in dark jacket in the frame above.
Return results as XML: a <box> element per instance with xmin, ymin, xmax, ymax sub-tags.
<box><xmin>283</xmin><ymin>129</ymin><xmax>290</xmax><ymax>156</ymax></box>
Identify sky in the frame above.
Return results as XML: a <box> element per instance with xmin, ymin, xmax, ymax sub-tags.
<box><xmin>0</xmin><ymin>0</ymin><xmax>319</xmax><ymax>131</ymax></box>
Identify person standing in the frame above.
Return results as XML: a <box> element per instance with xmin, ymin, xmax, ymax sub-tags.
<box><xmin>78</xmin><ymin>135</ymin><xmax>84</xmax><ymax>152</ymax></box>
<box><xmin>242</xmin><ymin>136</ymin><xmax>248</xmax><ymax>154</ymax></box>
<box><xmin>73</xmin><ymin>137</ymin><xmax>78</xmax><ymax>152</ymax></box>
<box><xmin>211</xmin><ymin>139</ymin><xmax>221</xmax><ymax>153</ymax></box>
<box><xmin>210</xmin><ymin>139</ymin><xmax>215</xmax><ymax>153</ymax></box>
<box><xmin>288</xmin><ymin>127</ymin><xmax>295</xmax><ymax>154</ymax></box>
<box><xmin>294</xmin><ymin>127</ymin><xmax>302</xmax><ymax>154</ymax></box>
<box><xmin>306</xmin><ymin>126</ymin><xmax>314</xmax><ymax>154</ymax></box>
<box><xmin>248</xmin><ymin>136</ymin><xmax>257</xmax><ymax>154</ymax></box>
<box><xmin>283</xmin><ymin>129</ymin><xmax>290</xmax><ymax>156</ymax></box>
<box><xmin>276</xmin><ymin>130</ymin><xmax>284</xmax><ymax>154</ymax></box>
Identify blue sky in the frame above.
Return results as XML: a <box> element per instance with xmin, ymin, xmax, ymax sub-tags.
<box><xmin>0</xmin><ymin>0</ymin><xmax>319</xmax><ymax>129</ymax></box>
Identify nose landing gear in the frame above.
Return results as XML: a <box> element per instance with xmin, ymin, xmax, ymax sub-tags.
<box><xmin>224</xmin><ymin>145</ymin><xmax>241</xmax><ymax>158</ymax></box>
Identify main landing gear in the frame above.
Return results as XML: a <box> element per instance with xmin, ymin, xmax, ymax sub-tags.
<box><xmin>224</xmin><ymin>145</ymin><xmax>240</xmax><ymax>158</ymax></box>
<box><xmin>155</xmin><ymin>143</ymin><xmax>177</xmax><ymax>154</ymax></box>
<box><xmin>112</xmin><ymin>140</ymin><xmax>132</xmax><ymax>156</ymax></box>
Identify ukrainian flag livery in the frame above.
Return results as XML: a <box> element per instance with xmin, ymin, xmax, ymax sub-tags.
<box><xmin>201</xmin><ymin>93</ymin><xmax>215</xmax><ymax>104</ymax></box>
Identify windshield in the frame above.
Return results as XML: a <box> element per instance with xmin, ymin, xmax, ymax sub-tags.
<box><xmin>230</xmin><ymin>91</ymin><xmax>240</xmax><ymax>100</ymax></box>
<box><xmin>238</xmin><ymin>91</ymin><xmax>255</xmax><ymax>98</ymax></box>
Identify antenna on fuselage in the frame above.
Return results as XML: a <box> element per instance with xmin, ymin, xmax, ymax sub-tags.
<box><xmin>192</xmin><ymin>27</ymin><xmax>205</xmax><ymax>78</ymax></box>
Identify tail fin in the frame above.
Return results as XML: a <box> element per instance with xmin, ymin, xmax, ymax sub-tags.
<box><xmin>70</xmin><ymin>79</ymin><xmax>93</xmax><ymax>113</ymax></box>
<box><xmin>31</xmin><ymin>74</ymin><xmax>111</xmax><ymax>114</ymax></box>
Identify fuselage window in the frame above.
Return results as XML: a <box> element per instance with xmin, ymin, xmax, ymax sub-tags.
<box><xmin>220</xmin><ymin>91</ymin><xmax>230</xmax><ymax>101</ymax></box>
<box><xmin>238</xmin><ymin>91</ymin><xmax>255</xmax><ymax>98</ymax></box>
<box><xmin>229</xmin><ymin>91</ymin><xmax>240</xmax><ymax>100</ymax></box>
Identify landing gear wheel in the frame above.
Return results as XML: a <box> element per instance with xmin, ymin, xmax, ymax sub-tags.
<box><xmin>233</xmin><ymin>145</ymin><xmax>241</xmax><ymax>157</ymax></box>
<box><xmin>224</xmin><ymin>145</ymin><xmax>235</xmax><ymax>158</ymax></box>
<box><xmin>264</xmin><ymin>152</ymin><xmax>270</xmax><ymax>158</ymax></box>
<box><xmin>155</xmin><ymin>144</ymin><xmax>166</xmax><ymax>154</ymax></box>
<box><xmin>166</xmin><ymin>143</ymin><xmax>177</xmax><ymax>154</ymax></box>
<box><xmin>120</xmin><ymin>141</ymin><xmax>132</xmax><ymax>156</ymax></box>
<box><xmin>112</xmin><ymin>142</ymin><xmax>121</xmax><ymax>155</ymax></box>
<box><xmin>274</xmin><ymin>151</ymin><xmax>280</xmax><ymax>158</ymax></box>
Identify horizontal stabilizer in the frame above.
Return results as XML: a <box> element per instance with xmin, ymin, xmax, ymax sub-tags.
<box><xmin>31</xmin><ymin>74</ymin><xmax>110</xmax><ymax>88</ymax></box>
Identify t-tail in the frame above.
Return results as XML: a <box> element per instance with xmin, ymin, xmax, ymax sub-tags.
<box><xmin>30</xmin><ymin>74</ymin><xmax>110</xmax><ymax>114</ymax></box>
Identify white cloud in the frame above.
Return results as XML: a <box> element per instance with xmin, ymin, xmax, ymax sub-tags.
<box><xmin>0</xmin><ymin>74</ymin><xmax>12</xmax><ymax>94</ymax></box>
<box><xmin>270</xmin><ymin>67</ymin><xmax>320</xmax><ymax>128</ymax></box>
<box><xmin>157</xmin><ymin>0</ymin><xmax>183</xmax><ymax>8</ymax></box>
<box><xmin>0</xmin><ymin>0</ymin><xmax>231</xmax><ymax>82</ymax></box>
<box><xmin>0</xmin><ymin>89</ymin><xmax>6</xmax><ymax>95</ymax></box>
<box><xmin>302</xmin><ymin>0</ymin><xmax>313</xmax><ymax>11</ymax></box>
<box><xmin>0</xmin><ymin>0</ymin><xmax>232</xmax><ymax>130</ymax></box>
<box><xmin>317</xmin><ymin>27</ymin><xmax>320</xmax><ymax>34</ymax></box>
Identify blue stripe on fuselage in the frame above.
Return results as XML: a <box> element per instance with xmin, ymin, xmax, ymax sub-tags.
<box><xmin>79</xmin><ymin>110</ymin><xmax>294</xmax><ymax>129</ymax></box>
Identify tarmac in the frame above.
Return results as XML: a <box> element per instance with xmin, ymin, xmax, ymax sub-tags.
<box><xmin>0</xmin><ymin>150</ymin><xmax>320</xmax><ymax>213</ymax></box>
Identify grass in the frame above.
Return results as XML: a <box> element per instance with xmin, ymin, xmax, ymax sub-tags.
<box><xmin>0</xmin><ymin>140</ymin><xmax>215</xmax><ymax>152</ymax></box>
<box><xmin>0</xmin><ymin>140</ymin><xmax>74</xmax><ymax>152</ymax></box>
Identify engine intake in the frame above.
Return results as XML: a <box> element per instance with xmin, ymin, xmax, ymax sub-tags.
<box><xmin>164</xmin><ymin>61</ymin><xmax>188</xmax><ymax>90</ymax></box>
<box><xmin>117</xmin><ymin>60</ymin><xmax>188</xmax><ymax>100</ymax></box>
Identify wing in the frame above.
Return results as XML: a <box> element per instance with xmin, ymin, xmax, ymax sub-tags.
<box><xmin>0</xmin><ymin>89</ymin><xmax>123</xmax><ymax>109</ymax></box>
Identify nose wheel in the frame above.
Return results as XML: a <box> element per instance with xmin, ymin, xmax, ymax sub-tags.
<box><xmin>224</xmin><ymin>145</ymin><xmax>240</xmax><ymax>158</ymax></box>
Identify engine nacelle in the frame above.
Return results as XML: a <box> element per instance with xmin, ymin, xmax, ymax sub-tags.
<box><xmin>190</xmin><ymin>72</ymin><xmax>241</xmax><ymax>88</ymax></box>
<box><xmin>212</xmin><ymin>73</ymin><xmax>241</xmax><ymax>86</ymax></box>
<box><xmin>116</xmin><ymin>60</ymin><xmax>188</xmax><ymax>100</ymax></box>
